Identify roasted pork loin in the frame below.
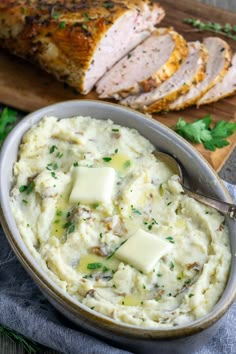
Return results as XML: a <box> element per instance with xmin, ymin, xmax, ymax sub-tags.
<box><xmin>198</xmin><ymin>53</ymin><xmax>236</xmax><ymax>106</ymax></box>
<box><xmin>96</xmin><ymin>28</ymin><xmax>188</xmax><ymax>99</ymax></box>
<box><xmin>168</xmin><ymin>37</ymin><xmax>232</xmax><ymax>111</ymax></box>
<box><xmin>121</xmin><ymin>41</ymin><xmax>208</xmax><ymax>112</ymax></box>
<box><xmin>0</xmin><ymin>0</ymin><xmax>165</xmax><ymax>94</ymax></box>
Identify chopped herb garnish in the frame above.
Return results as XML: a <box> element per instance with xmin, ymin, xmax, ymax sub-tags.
<box><xmin>56</xmin><ymin>152</ymin><xmax>63</xmax><ymax>158</ymax></box>
<box><xmin>143</xmin><ymin>284</ymin><xmax>146</xmax><ymax>289</ymax></box>
<box><xmin>83</xmin><ymin>12</ymin><xmax>91</xmax><ymax>21</ymax></box>
<box><xmin>22</xmin><ymin>199</ymin><xmax>28</xmax><ymax>204</ymax></box>
<box><xmin>148</xmin><ymin>224</ymin><xmax>153</xmax><ymax>230</ymax></box>
<box><xmin>123</xmin><ymin>160</ymin><xmax>131</xmax><ymax>168</ymax></box>
<box><xmin>19</xmin><ymin>185</ymin><xmax>27</xmax><ymax>193</ymax></box>
<box><xmin>53</xmin><ymin>163</ymin><xmax>58</xmax><ymax>170</ymax></box>
<box><xmin>112</xmin><ymin>128</ymin><xmax>119</xmax><ymax>132</ymax></box>
<box><xmin>0</xmin><ymin>107</ymin><xmax>17</xmax><ymax>146</ymax></box>
<box><xmin>51</xmin><ymin>172</ymin><xmax>57</xmax><ymax>179</ymax></box>
<box><xmin>63</xmin><ymin>221</ymin><xmax>72</xmax><ymax>229</ymax></box>
<box><xmin>99</xmin><ymin>233</ymin><xmax>103</xmax><ymax>238</ymax></box>
<box><xmin>102</xmin><ymin>157</ymin><xmax>112</xmax><ymax>162</ymax></box>
<box><xmin>167</xmin><ymin>201</ymin><xmax>172</xmax><ymax>206</ymax></box>
<box><xmin>52</xmin><ymin>12</ymin><xmax>60</xmax><ymax>19</ymax></box>
<box><xmin>106</xmin><ymin>239</ymin><xmax>127</xmax><ymax>259</ymax></box>
<box><xmin>59</xmin><ymin>21</ymin><xmax>66</xmax><ymax>29</ymax></box>
<box><xmin>56</xmin><ymin>210</ymin><xmax>62</xmax><ymax>216</ymax></box>
<box><xmin>82</xmin><ymin>23</ymin><xmax>88</xmax><ymax>30</ymax></box>
<box><xmin>73</xmin><ymin>162</ymin><xmax>79</xmax><ymax>167</ymax></box>
<box><xmin>127</xmin><ymin>53</ymin><xmax>132</xmax><ymax>59</ymax></box>
<box><xmin>114</xmin><ymin>148</ymin><xmax>118</xmax><ymax>154</ymax></box>
<box><xmin>189</xmin><ymin>293</ymin><xmax>195</xmax><ymax>298</ymax></box>
<box><xmin>166</xmin><ymin>236</ymin><xmax>175</xmax><ymax>244</ymax></box>
<box><xmin>19</xmin><ymin>181</ymin><xmax>35</xmax><ymax>195</ymax></box>
<box><xmin>184</xmin><ymin>279</ymin><xmax>192</xmax><ymax>285</ymax></box>
<box><xmin>131</xmin><ymin>205</ymin><xmax>142</xmax><ymax>215</ymax></box>
<box><xmin>87</xmin><ymin>262</ymin><xmax>103</xmax><ymax>270</ymax></box>
<box><xmin>140</xmin><ymin>301</ymin><xmax>144</xmax><ymax>305</ymax></box>
<box><xmin>66</xmin><ymin>211</ymin><xmax>71</xmax><ymax>218</ymax></box>
<box><xmin>157</xmin><ymin>273</ymin><xmax>162</xmax><ymax>277</ymax></box>
<box><xmin>68</xmin><ymin>224</ymin><xmax>75</xmax><ymax>234</ymax></box>
<box><xmin>92</xmin><ymin>203</ymin><xmax>99</xmax><ymax>209</ymax></box>
<box><xmin>46</xmin><ymin>163</ymin><xmax>53</xmax><ymax>170</ymax></box>
<box><xmin>151</xmin><ymin>218</ymin><xmax>158</xmax><ymax>225</ymax></box>
<box><xmin>170</xmin><ymin>261</ymin><xmax>175</xmax><ymax>270</ymax></box>
<box><xmin>49</xmin><ymin>145</ymin><xmax>58</xmax><ymax>154</ymax></box>
<box><xmin>102</xmin><ymin>266</ymin><xmax>110</xmax><ymax>272</ymax></box>
<box><xmin>103</xmin><ymin>1</ymin><xmax>114</xmax><ymax>9</ymax></box>
<box><xmin>26</xmin><ymin>224</ymin><xmax>30</xmax><ymax>227</ymax></box>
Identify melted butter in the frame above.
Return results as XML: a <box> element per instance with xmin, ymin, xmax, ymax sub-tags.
<box><xmin>175</xmin><ymin>219</ymin><xmax>186</xmax><ymax>229</ymax></box>
<box><xmin>50</xmin><ymin>191</ymin><xmax>70</xmax><ymax>238</ymax></box>
<box><xmin>121</xmin><ymin>294</ymin><xmax>142</xmax><ymax>306</ymax></box>
<box><xmin>109</xmin><ymin>153</ymin><xmax>132</xmax><ymax>173</ymax></box>
<box><xmin>78</xmin><ymin>253</ymin><xmax>120</xmax><ymax>274</ymax></box>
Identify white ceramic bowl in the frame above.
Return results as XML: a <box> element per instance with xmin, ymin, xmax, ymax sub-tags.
<box><xmin>0</xmin><ymin>100</ymin><xmax>235</xmax><ymax>354</ymax></box>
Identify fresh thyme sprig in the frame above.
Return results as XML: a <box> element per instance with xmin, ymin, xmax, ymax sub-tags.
<box><xmin>183</xmin><ymin>18</ymin><xmax>236</xmax><ymax>41</ymax></box>
<box><xmin>0</xmin><ymin>325</ymin><xmax>40</xmax><ymax>353</ymax></box>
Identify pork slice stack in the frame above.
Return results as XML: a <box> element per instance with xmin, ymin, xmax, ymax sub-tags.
<box><xmin>0</xmin><ymin>0</ymin><xmax>165</xmax><ymax>94</ymax></box>
<box><xmin>96</xmin><ymin>28</ymin><xmax>189</xmax><ymax>99</ymax></box>
<box><xmin>168</xmin><ymin>37</ymin><xmax>232</xmax><ymax>110</ymax></box>
<box><xmin>121</xmin><ymin>41</ymin><xmax>209</xmax><ymax>112</ymax></box>
<box><xmin>198</xmin><ymin>53</ymin><xmax>236</xmax><ymax>106</ymax></box>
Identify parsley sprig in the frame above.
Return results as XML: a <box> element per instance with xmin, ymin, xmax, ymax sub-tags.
<box><xmin>174</xmin><ymin>115</ymin><xmax>236</xmax><ymax>151</ymax></box>
<box><xmin>0</xmin><ymin>107</ymin><xmax>17</xmax><ymax>146</ymax></box>
<box><xmin>183</xmin><ymin>18</ymin><xmax>236</xmax><ymax>40</ymax></box>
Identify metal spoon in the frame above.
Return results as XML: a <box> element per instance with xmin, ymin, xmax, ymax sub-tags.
<box><xmin>154</xmin><ymin>151</ymin><xmax>236</xmax><ymax>220</ymax></box>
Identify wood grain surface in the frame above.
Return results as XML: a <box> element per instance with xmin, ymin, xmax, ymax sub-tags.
<box><xmin>0</xmin><ymin>1</ymin><xmax>235</xmax><ymax>354</ymax></box>
<box><xmin>0</xmin><ymin>0</ymin><xmax>236</xmax><ymax>171</ymax></box>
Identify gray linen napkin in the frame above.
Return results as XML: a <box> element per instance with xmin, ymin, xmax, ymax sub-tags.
<box><xmin>0</xmin><ymin>182</ymin><xmax>235</xmax><ymax>354</ymax></box>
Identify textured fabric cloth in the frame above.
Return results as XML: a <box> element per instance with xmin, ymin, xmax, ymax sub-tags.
<box><xmin>0</xmin><ymin>182</ymin><xmax>235</xmax><ymax>354</ymax></box>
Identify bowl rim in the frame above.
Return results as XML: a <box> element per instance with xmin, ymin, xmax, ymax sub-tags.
<box><xmin>0</xmin><ymin>99</ymin><xmax>235</xmax><ymax>339</ymax></box>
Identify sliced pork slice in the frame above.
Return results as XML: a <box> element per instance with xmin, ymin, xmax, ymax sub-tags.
<box><xmin>121</xmin><ymin>41</ymin><xmax>208</xmax><ymax>112</ymax></box>
<box><xmin>0</xmin><ymin>0</ymin><xmax>165</xmax><ymax>94</ymax></box>
<box><xmin>168</xmin><ymin>37</ymin><xmax>232</xmax><ymax>111</ymax></box>
<box><xmin>198</xmin><ymin>53</ymin><xmax>236</xmax><ymax>106</ymax></box>
<box><xmin>96</xmin><ymin>28</ymin><xmax>188</xmax><ymax>99</ymax></box>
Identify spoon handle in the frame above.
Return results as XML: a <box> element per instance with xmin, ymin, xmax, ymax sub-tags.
<box><xmin>182</xmin><ymin>186</ymin><xmax>236</xmax><ymax>220</ymax></box>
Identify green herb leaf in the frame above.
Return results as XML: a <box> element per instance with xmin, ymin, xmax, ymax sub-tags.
<box><xmin>87</xmin><ymin>262</ymin><xmax>103</xmax><ymax>269</ymax></box>
<box><xmin>103</xmin><ymin>1</ymin><xmax>114</xmax><ymax>9</ymax></box>
<box><xmin>59</xmin><ymin>21</ymin><xmax>66</xmax><ymax>29</ymax></box>
<box><xmin>123</xmin><ymin>160</ymin><xmax>131</xmax><ymax>168</ymax></box>
<box><xmin>0</xmin><ymin>107</ymin><xmax>17</xmax><ymax>146</ymax></box>
<box><xmin>49</xmin><ymin>145</ymin><xmax>58</xmax><ymax>154</ymax></box>
<box><xmin>19</xmin><ymin>185</ymin><xmax>27</xmax><ymax>193</ymax></box>
<box><xmin>166</xmin><ymin>236</ymin><xmax>175</xmax><ymax>243</ymax></box>
<box><xmin>174</xmin><ymin>115</ymin><xmax>236</xmax><ymax>151</ymax></box>
<box><xmin>183</xmin><ymin>18</ymin><xmax>236</xmax><ymax>41</ymax></box>
<box><xmin>103</xmin><ymin>157</ymin><xmax>112</xmax><ymax>162</ymax></box>
<box><xmin>26</xmin><ymin>181</ymin><xmax>35</xmax><ymax>194</ymax></box>
<box><xmin>131</xmin><ymin>205</ymin><xmax>142</xmax><ymax>215</ymax></box>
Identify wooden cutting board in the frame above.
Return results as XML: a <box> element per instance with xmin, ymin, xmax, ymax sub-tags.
<box><xmin>0</xmin><ymin>0</ymin><xmax>235</xmax><ymax>171</ymax></box>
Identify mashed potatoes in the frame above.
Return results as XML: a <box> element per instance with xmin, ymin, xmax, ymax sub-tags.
<box><xmin>10</xmin><ymin>116</ymin><xmax>231</xmax><ymax>328</ymax></box>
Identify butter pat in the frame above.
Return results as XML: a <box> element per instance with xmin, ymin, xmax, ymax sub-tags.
<box><xmin>115</xmin><ymin>229</ymin><xmax>173</xmax><ymax>273</ymax></box>
<box><xmin>70</xmin><ymin>167</ymin><xmax>116</xmax><ymax>205</ymax></box>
